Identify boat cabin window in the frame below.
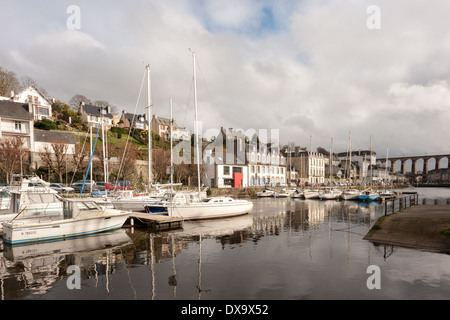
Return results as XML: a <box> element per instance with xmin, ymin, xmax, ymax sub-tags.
<box><xmin>78</xmin><ymin>202</ymin><xmax>99</xmax><ymax>211</ymax></box>
<box><xmin>0</xmin><ymin>191</ymin><xmax>9</xmax><ymax>198</ymax></box>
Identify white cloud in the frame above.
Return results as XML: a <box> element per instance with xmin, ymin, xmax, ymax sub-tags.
<box><xmin>1</xmin><ymin>0</ymin><xmax>450</xmax><ymax>156</ymax></box>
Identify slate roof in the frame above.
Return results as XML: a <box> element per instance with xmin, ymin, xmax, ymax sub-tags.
<box><xmin>34</xmin><ymin>129</ymin><xmax>76</xmax><ymax>144</ymax></box>
<box><xmin>122</xmin><ymin>112</ymin><xmax>148</xmax><ymax>125</ymax></box>
<box><xmin>0</xmin><ymin>101</ymin><xmax>33</xmax><ymax>120</ymax></box>
<box><xmin>81</xmin><ymin>104</ymin><xmax>113</xmax><ymax>119</ymax></box>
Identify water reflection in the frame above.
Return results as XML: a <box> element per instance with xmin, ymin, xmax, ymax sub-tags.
<box><xmin>1</xmin><ymin>190</ymin><xmax>449</xmax><ymax>299</ymax></box>
<box><xmin>0</xmin><ymin>229</ymin><xmax>132</xmax><ymax>299</ymax></box>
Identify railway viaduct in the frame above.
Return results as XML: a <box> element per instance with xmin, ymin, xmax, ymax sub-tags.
<box><xmin>378</xmin><ymin>154</ymin><xmax>450</xmax><ymax>175</ymax></box>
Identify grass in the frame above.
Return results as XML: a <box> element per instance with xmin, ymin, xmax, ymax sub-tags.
<box><xmin>440</xmin><ymin>228</ymin><xmax>450</xmax><ymax>237</ymax></box>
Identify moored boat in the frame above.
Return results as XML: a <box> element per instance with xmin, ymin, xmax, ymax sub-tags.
<box><xmin>167</xmin><ymin>196</ymin><xmax>253</xmax><ymax>220</ymax></box>
<box><xmin>2</xmin><ymin>198</ymin><xmax>130</xmax><ymax>245</ymax></box>
<box><xmin>342</xmin><ymin>189</ymin><xmax>360</xmax><ymax>200</ymax></box>
<box><xmin>303</xmin><ymin>189</ymin><xmax>320</xmax><ymax>199</ymax></box>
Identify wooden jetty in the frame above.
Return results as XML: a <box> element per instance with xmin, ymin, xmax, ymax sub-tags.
<box><xmin>125</xmin><ymin>212</ymin><xmax>183</xmax><ymax>231</ymax></box>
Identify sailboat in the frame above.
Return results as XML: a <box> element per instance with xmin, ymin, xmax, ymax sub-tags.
<box><xmin>342</xmin><ymin>132</ymin><xmax>360</xmax><ymax>200</ymax></box>
<box><xmin>319</xmin><ymin>138</ymin><xmax>342</xmax><ymax>200</ymax></box>
<box><xmin>111</xmin><ymin>65</ymin><xmax>172</xmax><ymax>212</ymax></box>
<box><xmin>166</xmin><ymin>51</ymin><xmax>253</xmax><ymax>220</ymax></box>
<box><xmin>379</xmin><ymin>146</ymin><xmax>396</xmax><ymax>200</ymax></box>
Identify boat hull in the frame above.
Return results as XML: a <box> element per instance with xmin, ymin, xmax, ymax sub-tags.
<box><xmin>167</xmin><ymin>201</ymin><xmax>253</xmax><ymax>220</ymax></box>
<box><xmin>303</xmin><ymin>190</ymin><xmax>320</xmax><ymax>199</ymax></box>
<box><xmin>342</xmin><ymin>191</ymin><xmax>360</xmax><ymax>200</ymax></box>
<box><xmin>112</xmin><ymin>197</ymin><xmax>162</xmax><ymax>212</ymax></box>
<box><xmin>2</xmin><ymin>212</ymin><xmax>130</xmax><ymax>245</ymax></box>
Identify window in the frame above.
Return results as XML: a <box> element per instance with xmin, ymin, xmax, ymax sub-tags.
<box><xmin>233</xmin><ymin>167</ymin><xmax>242</xmax><ymax>173</ymax></box>
<box><xmin>223</xmin><ymin>166</ymin><xmax>230</xmax><ymax>175</ymax></box>
<box><xmin>15</xmin><ymin>121</ymin><xmax>22</xmax><ymax>132</ymax></box>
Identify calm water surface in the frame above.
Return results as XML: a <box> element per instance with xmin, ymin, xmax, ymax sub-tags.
<box><xmin>1</xmin><ymin>187</ymin><xmax>450</xmax><ymax>300</ymax></box>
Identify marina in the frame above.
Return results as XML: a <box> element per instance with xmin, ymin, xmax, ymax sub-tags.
<box><xmin>0</xmin><ymin>186</ymin><xmax>449</xmax><ymax>300</ymax></box>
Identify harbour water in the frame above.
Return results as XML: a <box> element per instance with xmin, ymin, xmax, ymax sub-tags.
<box><xmin>1</xmin><ymin>187</ymin><xmax>450</xmax><ymax>300</ymax></box>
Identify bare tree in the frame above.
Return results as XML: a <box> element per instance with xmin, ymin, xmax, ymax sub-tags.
<box><xmin>71</xmin><ymin>142</ymin><xmax>90</xmax><ymax>183</ymax></box>
<box><xmin>40</xmin><ymin>142</ymin><xmax>69</xmax><ymax>183</ymax></box>
<box><xmin>69</xmin><ymin>94</ymin><xmax>90</xmax><ymax>111</ymax></box>
<box><xmin>93</xmin><ymin>99</ymin><xmax>118</xmax><ymax>114</ymax></box>
<box><xmin>152</xmin><ymin>148</ymin><xmax>170</xmax><ymax>183</ymax></box>
<box><xmin>0</xmin><ymin>137</ymin><xmax>25</xmax><ymax>183</ymax></box>
<box><xmin>115</xmin><ymin>142</ymin><xmax>138</xmax><ymax>184</ymax></box>
<box><xmin>0</xmin><ymin>67</ymin><xmax>20</xmax><ymax>96</ymax></box>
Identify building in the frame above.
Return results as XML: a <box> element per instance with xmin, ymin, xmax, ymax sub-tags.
<box><xmin>79</xmin><ymin>103</ymin><xmax>115</xmax><ymax>129</ymax></box>
<box><xmin>281</xmin><ymin>146</ymin><xmax>325</xmax><ymax>185</ymax></box>
<box><xmin>0</xmin><ymin>100</ymin><xmax>34</xmax><ymax>151</ymax></box>
<box><xmin>202</xmin><ymin>127</ymin><xmax>287</xmax><ymax>188</ymax></box>
<box><xmin>33</xmin><ymin>130</ymin><xmax>76</xmax><ymax>155</ymax></box>
<box><xmin>10</xmin><ymin>86</ymin><xmax>53</xmax><ymax>121</ymax></box>
<box><xmin>247</xmin><ymin>143</ymin><xmax>287</xmax><ymax>186</ymax></box>
<box><xmin>117</xmin><ymin>111</ymin><xmax>148</xmax><ymax>130</ymax></box>
<box><xmin>150</xmin><ymin>114</ymin><xmax>190</xmax><ymax>141</ymax></box>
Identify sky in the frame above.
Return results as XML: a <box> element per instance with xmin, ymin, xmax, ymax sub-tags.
<box><xmin>1</xmin><ymin>0</ymin><xmax>450</xmax><ymax>160</ymax></box>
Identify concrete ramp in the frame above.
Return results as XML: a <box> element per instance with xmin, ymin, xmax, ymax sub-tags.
<box><xmin>364</xmin><ymin>204</ymin><xmax>450</xmax><ymax>253</ymax></box>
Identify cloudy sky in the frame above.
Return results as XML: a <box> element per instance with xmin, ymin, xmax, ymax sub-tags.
<box><xmin>1</xmin><ymin>0</ymin><xmax>450</xmax><ymax>160</ymax></box>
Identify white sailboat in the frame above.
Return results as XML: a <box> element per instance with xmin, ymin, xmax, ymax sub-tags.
<box><xmin>111</xmin><ymin>65</ymin><xmax>172</xmax><ymax>212</ymax></box>
<box><xmin>2</xmin><ymin>198</ymin><xmax>130</xmax><ymax>245</ymax></box>
<box><xmin>342</xmin><ymin>189</ymin><xmax>360</xmax><ymax>200</ymax></box>
<box><xmin>303</xmin><ymin>189</ymin><xmax>320</xmax><ymax>199</ymax></box>
<box><xmin>166</xmin><ymin>51</ymin><xmax>253</xmax><ymax>220</ymax></box>
<box><xmin>342</xmin><ymin>132</ymin><xmax>360</xmax><ymax>200</ymax></box>
<box><xmin>319</xmin><ymin>138</ymin><xmax>342</xmax><ymax>200</ymax></box>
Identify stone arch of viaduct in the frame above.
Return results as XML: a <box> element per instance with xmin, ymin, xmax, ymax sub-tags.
<box><xmin>378</xmin><ymin>154</ymin><xmax>450</xmax><ymax>175</ymax></box>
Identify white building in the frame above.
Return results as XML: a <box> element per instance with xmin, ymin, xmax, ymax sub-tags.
<box><xmin>247</xmin><ymin>143</ymin><xmax>287</xmax><ymax>187</ymax></box>
<box><xmin>79</xmin><ymin>103</ymin><xmax>114</xmax><ymax>129</ymax></box>
<box><xmin>202</xmin><ymin>128</ymin><xmax>287</xmax><ymax>188</ymax></box>
<box><xmin>11</xmin><ymin>86</ymin><xmax>52</xmax><ymax>121</ymax></box>
<box><xmin>281</xmin><ymin>146</ymin><xmax>326</xmax><ymax>185</ymax></box>
<box><xmin>0</xmin><ymin>100</ymin><xmax>34</xmax><ymax>151</ymax></box>
<box><xmin>33</xmin><ymin>130</ymin><xmax>76</xmax><ymax>155</ymax></box>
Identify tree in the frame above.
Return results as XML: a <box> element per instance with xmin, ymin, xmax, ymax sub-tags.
<box><xmin>0</xmin><ymin>67</ymin><xmax>20</xmax><ymax>96</ymax></box>
<box><xmin>19</xmin><ymin>75</ymin><xmax>48</xmax><ymax>97</ymax></box>
<box><xmin>0</xmin><ymin>137</ymin><xmax>25</xmax><ymax>183</ymax></box>
<box><xmin>152</xmin><ymin>148</ymin><xmax>170</xmax><ymax>183</ymax></box>
<box><xmin>71</xmin><ymin>141</ymin><xmax>90</xmax><ymax>183</ymax></box>
<box><xmin>93</xmin><ymin>100</ymin><xmax>118</xmax><ymax>114</ymax></box>
<box><xmin>39</xmin><ymin>142</ymin><xmax>69</xmax><ymax>183</ymax></box>
<box><xmin>69</xmin><ymin>94</ymin><xmax>90</xmax><ymax>111</ymax></box>
<box><xmin>114</xmin><ymin>142</ymin><xmax>138</xmax><ymax>184</ymax></box>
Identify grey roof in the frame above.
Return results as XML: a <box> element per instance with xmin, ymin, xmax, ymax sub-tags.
<box><xmin>0</xmin><ymin>101</ymin><xmax>33</xmax><ymax>120</ymax></box>
<box><xmin>34</xmin><ymin>129</ymin><xmax>76</xmax><ymax>144</ymax></box>
<box><xmin>153</xmin><ymin>115</ymin><xmax>178</xmax><ymax>127</ymax></box>
<box><xmin>123</xmin><ymin>112</ymin><xmax>148</xmax><ymax>124</ymax></box>
<box><xmin>81</xmin><ymin>104</ymin><xmax>113</xmax><ymax>119</ymax></box>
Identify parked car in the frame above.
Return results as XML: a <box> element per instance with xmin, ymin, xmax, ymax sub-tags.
<box><xmin>96</xmin><ymin>182</ymin><xmax>106</xmax><ymax>191</ymax></box>
<box><xmin>49</xmin><ymin>183</ymin><xmax>75</xmax><ymax>193</ymax></box>
<box><xmin>71</xmin><ymin>180</ymin><xmax>99</xmax><ymax>193</ymax></box>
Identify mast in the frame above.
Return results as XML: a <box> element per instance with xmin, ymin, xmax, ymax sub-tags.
<box><xmin>369</xmin><ymin>135</ymin><xmax>373</xmax><ymax>186</ymax></box>
<box><xmin>329</xmin><ymin>137</ymin><xmax>333</xmax><ymax>185</ymax></box>
<box><xmin>348</xmin><ymin>131</ymin><xmax>352</xmax><ymax>183</ymax></box>
<box><xmin>147</xmin><ymin>65</ymin><xmax>152</xmax><ymax>188</ymax></box>
<box><xmin>170</xmin><ymin>97</ymin><xmax>174</xmax><ymax>189</ymax></box>
<box><xmin>192</xmin><ymin>51</ymin><xmax>201</xmax><ymax>196</ymax></box>
<box><xmin>385</xmin><ymin>146</ymin><xmax>389</xmax><ymax>185</ymax></box>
